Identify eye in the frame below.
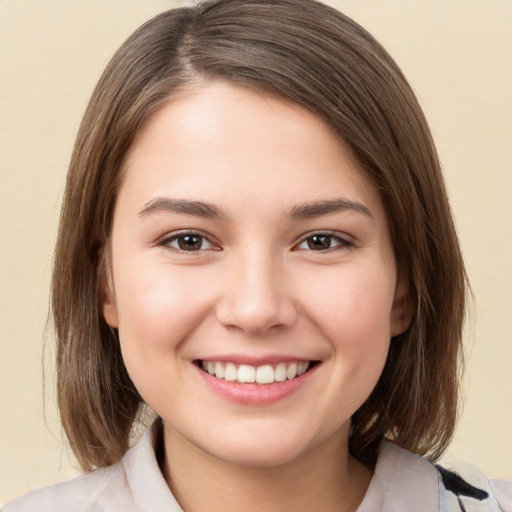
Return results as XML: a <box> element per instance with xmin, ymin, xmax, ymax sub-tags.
<box><xmin>161</xmin><ymin>232</ymin><xmax>216</xmax><ymax>252</ymax></box>
<box><xmin>296</xmin><ymin>233</ymin><xmax>351</xmax><ymax>251</ymax></box>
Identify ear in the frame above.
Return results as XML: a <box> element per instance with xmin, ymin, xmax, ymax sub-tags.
<box><xmin>390</xmin><ymin>271</ymin><xmax>413</xmax><ymax>337</ymax></box>
<box><xmin>99</xmin><ymin>271</ymin><xmax>119</xmax><ymax>328</ymax></box>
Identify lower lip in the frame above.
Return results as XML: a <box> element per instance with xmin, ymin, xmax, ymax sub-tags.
<box><xmin>194</xmin><ymin>364</ymin><xmax>319</xmax><ymax>405</ymax></box>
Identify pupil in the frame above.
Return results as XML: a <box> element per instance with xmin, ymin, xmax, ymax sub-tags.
<box><xmin>179</xmin><ymin>235</ymin><xmax>201</xmax><ymax>250</ymax></box>
<box><xmin>308</xmin><ymin>235</ymin><xmax>331</xmax><ymax>250</ymax></box>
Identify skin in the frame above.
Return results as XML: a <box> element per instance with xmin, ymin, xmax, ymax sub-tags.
<box><xmin>102</xmin><ymin>81</ymin><xmax>411</xmax><ymax>512</ymax></box>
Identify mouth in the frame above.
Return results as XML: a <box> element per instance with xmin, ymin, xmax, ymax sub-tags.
<box><xmin>194</xmin><ymin>359</ymin><xmax>320</xmax><ymax>385</ymax></box>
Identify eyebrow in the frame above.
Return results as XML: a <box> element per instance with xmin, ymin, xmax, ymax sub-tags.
<box><xmin>138</xmin><ymin>196</ymin><xmax>373</xmax><ymax>222</ymax></box>
<box><xmin>138</xmin><ymin>197</ymin><xmax>229</xmax><ymax>221</ymax></box>
<box><xmin>288</xmin><ymin>198</ymin><xmax>373</xmax><ymax>220</ymax></box>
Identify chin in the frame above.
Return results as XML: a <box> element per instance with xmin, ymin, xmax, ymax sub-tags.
<box><xmin>209</xmin><ymin>438</ymin><xmax>308</xmax><ymax>468</ymax></box>
<box><xmin>195</xmin><ymin>421</ymin><xmax>336</xmax><ymax>469</ymax></box>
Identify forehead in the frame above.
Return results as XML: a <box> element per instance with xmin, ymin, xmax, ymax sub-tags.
<box><xmin>119</xmin><ymin>80</ymin><xmax>384</xmax><ymax>223</ymax></box>
<box><xmin>125</xmin><ymin>80</ymin><xmax>346</xmax><ymax>170</ymax></box>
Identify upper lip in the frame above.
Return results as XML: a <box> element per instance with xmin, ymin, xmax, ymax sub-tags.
<box><xmin>194</xmin><ymin>354</ymin><xmax>319</xmax><ymax>366</ymax></box>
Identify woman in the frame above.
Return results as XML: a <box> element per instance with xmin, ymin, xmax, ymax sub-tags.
<box><xmin>5</xmin><ymin>0</ymin><xmax>511</xmax><ymax>510</ymax></box>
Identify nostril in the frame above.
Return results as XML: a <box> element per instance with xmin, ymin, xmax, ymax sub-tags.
<box><xmin>214</xmin><ymin>265</ymin><xmax>297</xmax><ymax>334</ymax></box>
<box><xmin>216</xmin><ymin>297</ymin><xmax>298</xmax><ymax>335</ymax></box>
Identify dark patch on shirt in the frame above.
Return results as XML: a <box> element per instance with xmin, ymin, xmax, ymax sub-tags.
<box><xmin>436</xmin><ymin>465</ymin><xmax>489</xmax><ymax>512</ymax></box>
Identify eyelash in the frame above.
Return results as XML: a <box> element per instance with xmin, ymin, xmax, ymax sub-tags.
<box><xmin>294</xmin><ymin>232</ymin><xmax>352</xmax><ymax>252</ymax></box>
<box><xmin>158</xmin><ymin>230</ymin><xmax>352</xmax><ymax>253</ymax></box>
<box><xmin>159</xmin><ymin>230</ymin><xmax>219</xmax><ymax>252</ymax></box>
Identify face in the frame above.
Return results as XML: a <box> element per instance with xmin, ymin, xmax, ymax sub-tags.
<box><xmin>102</xmin><ymin>81</ymin><xmax>409</xmax><ymax>467</ymax></box>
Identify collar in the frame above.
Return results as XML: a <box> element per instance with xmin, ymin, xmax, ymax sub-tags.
<box><xmin>122</xmin><ymin>422</ymin><xmax>441</xmax><ymax>512</ymax></box>
<box><xmin>357</xmin><ymin>440</ymin><xmax>440</xmax><ymax>511</ymax></box>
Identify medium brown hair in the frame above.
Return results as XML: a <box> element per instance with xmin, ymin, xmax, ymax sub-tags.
<box><xmin>53</xmin><ymin>0</ymin><xmax>466</xmax><ymax>471</ymax></box>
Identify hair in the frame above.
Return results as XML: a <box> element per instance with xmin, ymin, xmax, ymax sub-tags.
<box><xmin>52</xmin><ymin>0</ymin><xmax>466</xmax><ymax>472</ymax></box>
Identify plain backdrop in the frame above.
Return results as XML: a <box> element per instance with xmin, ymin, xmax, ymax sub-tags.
<box><xmin>1</xmin><ymin>0</ymin><xmax>511</xmax><ymax>505</ymax></box>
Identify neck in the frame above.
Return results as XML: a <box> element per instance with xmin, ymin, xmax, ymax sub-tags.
<box><xmin>161</xmin><ymin>424</ymin><xmax>372</xmax><ymax>512</ymax></box>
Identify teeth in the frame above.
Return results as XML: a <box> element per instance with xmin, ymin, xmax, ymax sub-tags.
<box><xmin>238</xmin><ymin>364</ymin><xmax>256</xmax><ymax>383</ymax></box>
<box><xmin>274</xmin><ymin>363</ymin><xmax>287</xmax><ymax>382</ymax></box>
<box><xmin>225</xmin><ymin>362</ymin><xmax>237</xmax><ymax>381</ymax></box>
<box><xmin>256</xmin><ymin>365</ymin><xmax>274</xmax><ymax>384</ymax></box>
<box><xmin>200</xmin><ymin>360</ymin><xmax>312</xmax><ymax>384</ymax></box>
<box><xmin>214</xmin><ymin>362</ymin><xmax>225</xmax><ymax>379</ymax></box>
<box><xmin>297</xmin><ymin>362</ymin><xmax>308</xmax><ymax>376</ymax></box>
<box><xmin>286</xmin><ymin>363</ymin><xmax>297</xmax><ymax>380</ymax></box>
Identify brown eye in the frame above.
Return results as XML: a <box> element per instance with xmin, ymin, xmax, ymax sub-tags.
<box><xmin>163</xmin><ymin>232</ymin><xmax>215</xmax><ymax>251</ymax></box>
<box><xmin>296</xmin><ymin>233</ymin><xmax>350</xmax><ymax>251</ymax></box>
<box><xmin>177</xmin><ymin>234</ymin><xmax>203</xmax><ymax>251</ymax></box>
<box><xmin>307</xmin><ymin>235</ymin><xmax>332</xmax><ymax>250</ymax></box>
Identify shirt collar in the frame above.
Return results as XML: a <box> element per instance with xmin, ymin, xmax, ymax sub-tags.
<box><xmin>357</xmin><ymin>439</ymin><xmax>440</xmax><ymax>511</ymax></box>
<box><xmin>122</xmin><ymin>422</ymin><xmax>441</xmax><ymax>512</ymax></box>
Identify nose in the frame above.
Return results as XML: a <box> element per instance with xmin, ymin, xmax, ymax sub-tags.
<box><xmin>215</xmin><ymin>251</ymin><xmax>297</xmax><ymax>335</ymax></box>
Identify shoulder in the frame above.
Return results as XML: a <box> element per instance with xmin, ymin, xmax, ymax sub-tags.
<box><xmin>358</xmin><ymin>439</ymin><xmax>441</xmax><ymax>511</ymax></box>
<box><xmin>491</xmin><ymin>480</ymin><xmax>512</xmax><ymax>512</ymax></box>
<box><xmin>359</xmin><ymin>440</ymin><xmax>512</xmax><ymax>512</ymax></box>
<box><xmin>436</xmin><ymin>461</ymin><xmax>512</xmax><ymax>512</ymax></box>
<box><xmin>2</xmin><ymin>463</ymin><xmax>133</xmax><ymax>512</ymax></box>
<box><xmin>3</xmin><ymin>420</ymin><xmax>179</xmax><ymax>512</ymax></box>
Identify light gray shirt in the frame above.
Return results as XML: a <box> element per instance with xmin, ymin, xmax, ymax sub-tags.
<box><xmin>4</xmin><ymin>423</ymin><xmax>512</xmax><ymax>511</ymax></box>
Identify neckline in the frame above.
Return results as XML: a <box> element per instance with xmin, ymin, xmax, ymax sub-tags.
<box><xmin>124</xmin><ymin>422</ymin><xmax>440</xmax><ymax>512</ymax></box>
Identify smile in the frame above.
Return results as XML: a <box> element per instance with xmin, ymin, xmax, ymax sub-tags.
<box><xmin>194</xmin><ymin>358</ymin><xmax>321</xmax><ymax>405</ymax></box>
<box><xmin>198</xmin><ymin>360</ymin><xmax>314</xmax><ymax>384</ymax></box>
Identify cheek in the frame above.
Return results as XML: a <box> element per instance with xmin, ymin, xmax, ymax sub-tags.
<box><xmin>299</xmin><ymin>262</ymin><xmax>395</xmax><ymax>395</ymax></box>
<box><xmin>300</xmin><ymin>261</ymin><xmax>396</xmax><ymax>342</ymax></box>
<box><xmin>113</xmin><ymin>262</ymin><xmax>213</xmax><ymax>377</ymax></box>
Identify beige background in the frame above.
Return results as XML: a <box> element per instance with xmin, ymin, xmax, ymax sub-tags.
<box><xmin>1</xmin><ymin>0</ymin><xmax>511</xmax><ymax>505</ymax></box>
